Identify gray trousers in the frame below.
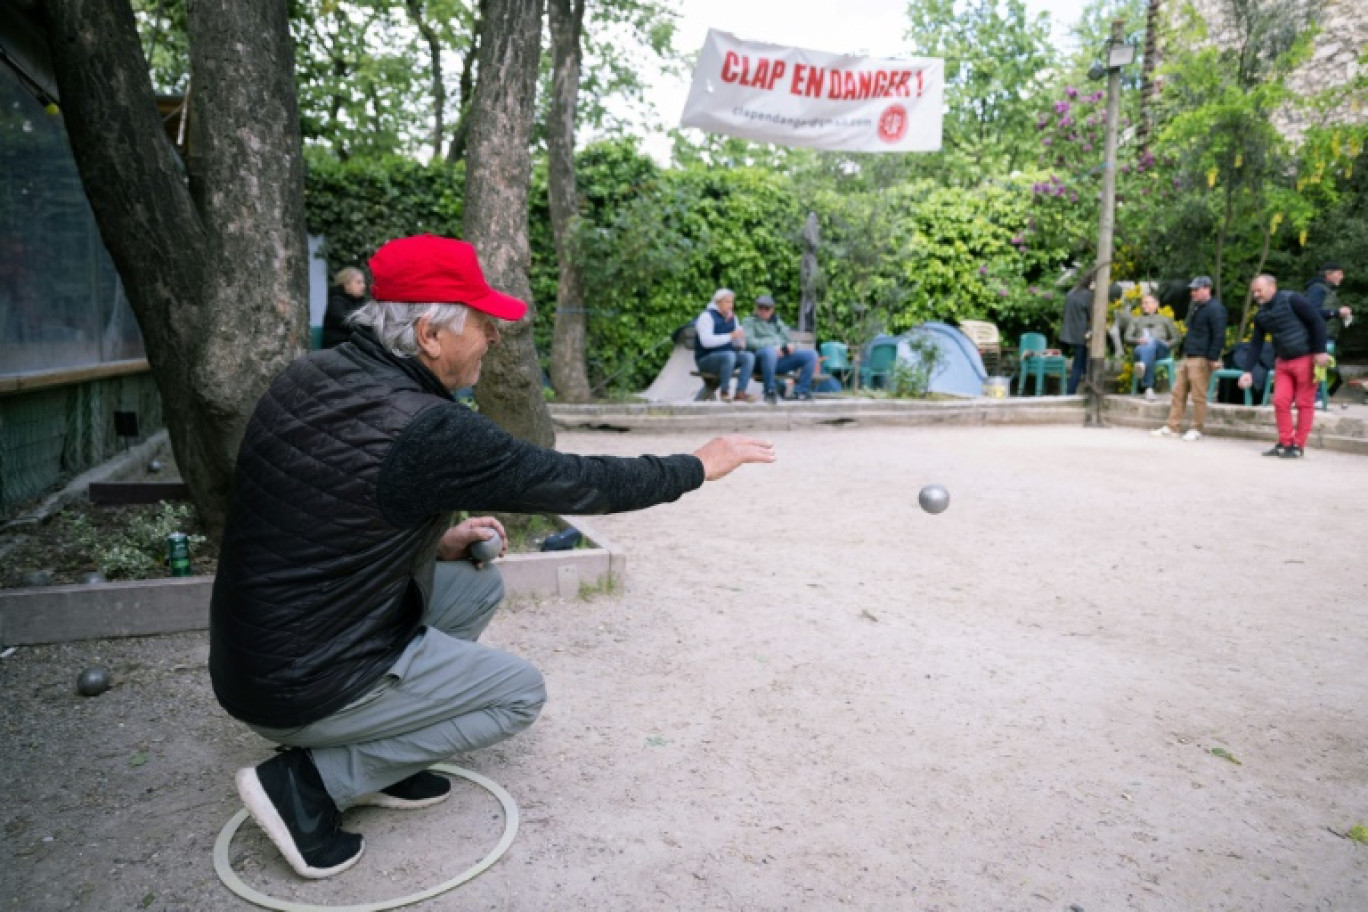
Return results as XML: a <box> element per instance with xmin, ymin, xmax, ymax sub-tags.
<box><xmin>250</xmin><ymin>561</ymin><xmax>546</xmax><ymax>808</ymax></box>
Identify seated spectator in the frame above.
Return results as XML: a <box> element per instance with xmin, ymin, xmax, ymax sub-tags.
<box><xmin>322</xmin><ymin>266</ymin><xmax>370</xmax><ymax>348</ymax></box>
<box><xmin>1125</xmin><ymin>293</ymin><xmax>1179</xmax><ymax>400</ymax></box>
<box><xmin>741</xmin><ymin>294</ymin><xmax>818</xmax><ymax>404</ymax></box>
<box><xmin>694</xmin><ymin>289</ymin><xmax>756</xmax><ymax>402</ymax></box>
<box><xmin>1105</xmin><ymin>282</ymin><xmax>1128</xmax><ymax>358</ymax></box>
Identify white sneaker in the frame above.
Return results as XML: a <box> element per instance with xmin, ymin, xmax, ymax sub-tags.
<box><xmin>1182</xmin><ymin>429</ymin><xmax>1202</xmax><ymax>441</ymax></box>
<box><xmin>1151</xmin><ymin>426</ymin><xmax>1176</xmax><ymax>438</ymax></box>
<box><xmin>1144</xmin><ymin>388</ymin><xmax>1156</xmax><ymax>401</ymax></box>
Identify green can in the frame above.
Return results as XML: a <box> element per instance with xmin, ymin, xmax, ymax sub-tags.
<box><xmin>166</xmin><ymin>532</ymin><xmax>191</xmax><ymax>577</ymax></box>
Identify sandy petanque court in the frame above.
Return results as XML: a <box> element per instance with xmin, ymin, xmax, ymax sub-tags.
<box><xmin>2</xmin><ymin>423</ymin><xmax>1366</xmax><ymax>911</ymax></box>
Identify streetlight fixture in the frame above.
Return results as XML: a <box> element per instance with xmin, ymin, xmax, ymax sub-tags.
<box><xmin>1085</xmin><ymin>20</ymin><xmax>1137</xmax><ymax>426</ymax></box>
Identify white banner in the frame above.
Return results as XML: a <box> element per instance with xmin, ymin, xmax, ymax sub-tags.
<box><xmin>679</xmin><ymin>30</ymin><xmax>943</xmax><ymax>153</ymax></box>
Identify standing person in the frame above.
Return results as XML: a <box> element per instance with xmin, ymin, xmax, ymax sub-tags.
<box><xmin>1152</xmin><ymin>276</ymin><xmax>1226</xmax><ymax>441</ymax></box>
<box><xmin>1125</xmin><ymin>293</ymin><xmax>1180</xmax><ymax>401</ymax></box>
<box><xmin>1305</xmin><ymin>262</ymin><xmax>1351</xmax><ymax>341</ymax></box>
<box><xmin>211</xmin><ymin>234</ymin><xmax>776</xmax><ymax>879</ymax></box>
<box><xmin>1238</xmin><ymin>274</ymin><xmax>1330</xmax><ymax>458</ymax></box>
<box><xmin>1061</xmin><ymin>267</ymin><xmax>1096</xmax><ymax>395</ymax></box>
<box><xmin>742</xmin><ymin>294</ymin><xmax>819</xmax><ymax>404</ymax></box>
<box><xmin>1305</xmin><ymin>263</ymin><xmax>1351</xmax><ymax>396</ymax></box>
<box><xmin>321</xmin><ymin>266</ymin><xmax>369</xmax><ymax>348</ymax></box>
<box><xmin>694</xmin><ymin>288</ymin><xmax>756</xmax><ymax>402</ymax></box>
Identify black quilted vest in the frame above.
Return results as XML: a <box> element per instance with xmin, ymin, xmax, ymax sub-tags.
<box><xmin>1253</xmin><ymin>291</ymin><xmax>1311</xmax><ymax>361</ymax></box>
<box><xmin>209</xmin><ymin>331</ymin><xmax>452</xmax><ymax>728</ymax></box>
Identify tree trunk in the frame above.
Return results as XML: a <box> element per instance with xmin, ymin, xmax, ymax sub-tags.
<box><xmin>404</xmin><ymin>0</ymin><xmax>446</xmax><ymax>160</ymax></box>
<box><xmin>1213</xmin><ymin>179</ymin><xmax>1234</xmax><ymax>304</ymax></box>
<box><xmin>1239</xmin><ymin>222</ymin><xmax>1274</xmax><ymax>339</ymax></box>
<box><xmin>547</xmin><ymin>0</ymin><xmax>591</xmax><ymax>404</ymax></box>
<box><xmin>1138</xmin><ymin>0</ymin><xmax>1161</xmax><ymax>155</ymax></box>
<box><xmin>446</xmin><ymin>1</ymin><xmax>483</xmax><ymax>163</ymax></box>
<box><xmin>462</xmin><ymin>0</ymin><xmax>555</xmax><ymax>446</ymax></box>
<box><xmin>41</xmin><ymin>0</ymin><xmax>309</xmax><ymax>537</ymax></box>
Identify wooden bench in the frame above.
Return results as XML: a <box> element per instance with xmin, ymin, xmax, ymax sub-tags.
<box><xmin>692</xmin><ymin>336</ymin><xmax>830</xmax><ymax>401</ymax></box>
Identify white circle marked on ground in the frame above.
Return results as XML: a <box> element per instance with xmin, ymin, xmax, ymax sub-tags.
<box><xmin>213</xmin><ymin>764</ymin><xmax>519</xmax><ymax>912</ymax></box>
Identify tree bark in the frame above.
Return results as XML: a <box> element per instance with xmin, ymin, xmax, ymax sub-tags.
<box><xmin>462</xmin><ymin>0</ymin><xmax>555</xmax><ymax>446</ymax></box>
<box><xmin>1138</xmin><ymin>0</ymin><xmax>1161</xmax><ymax>155</ymax></box>
<box><xmin>42</xmin><ymin>0</ymin><xmax>309</xmax><ymax>536</ymax></box>
<box><xmin>547</xmin><ymin>0</ymin><xmax>591</xmax><ymax>404</ymax></box>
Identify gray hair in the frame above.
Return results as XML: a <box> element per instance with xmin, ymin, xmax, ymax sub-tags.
<box><xmin>348</xmin><ymin>301</ymin><xmax>470</xmax><ymax>358</ymax></box>
<box><xmin>711</xmin><ymin>288</ymin><xmax>735</xmax><ymax>306</ymax></box>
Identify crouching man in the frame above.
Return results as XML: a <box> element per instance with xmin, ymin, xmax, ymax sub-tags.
<box><xmin>210</xmin><ymin>234</ymin><xmax>775</xmax><ymax>878</ymax></box>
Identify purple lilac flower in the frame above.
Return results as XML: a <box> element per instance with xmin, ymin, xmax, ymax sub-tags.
<box><xmin>1082</xmin><ymin>143</ymin><xmax>1093</xmax><ymax>152</ymax></box>
<box><xmin>1060</xmin><ymin>116</ymin><xmax>1074</xmax><ymax>129</ymax></box>
<box><xmin>1036</xmin><ymin>116</ymin><xmax>1050</xmax><ymax>130</ymax></box>
<box><xmin>1069</xmin><ymin>191</ymin><xmax>1078</xmax><ymax>202</ymax></box>
<box><xmin>1043</xmin><ymin>137</ymin><xmax>1053</xmax><ymax>146</ymax></box>
<box><xmin>979</xmin><ymin>265</ymin><xmax>988</xmax><ymax>276</ymax></box>
<box><xmin>998</xmin><ymin>288</ymin><xmax>1009</xmax><ymax>297</ymax></box>
<box><xmin>1065</xmin><ymin>86</ymin><xmax>1078</xmax><ymax>99</ymax></box>
<box><xmin>1053</xmin><ymin>100</ymin><xmax>1071</xmax><ymax>115</ymax></box>
<box><xmin>1011</xmin><ymin>235</ymin><xmax>1024</xmax><ymax>245</ymax></box>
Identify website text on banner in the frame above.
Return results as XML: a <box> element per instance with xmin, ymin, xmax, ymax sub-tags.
<box><xmin>679</xmin><ymin>29</ymin><xmax>944</xmax><ymax>154</ymax></box>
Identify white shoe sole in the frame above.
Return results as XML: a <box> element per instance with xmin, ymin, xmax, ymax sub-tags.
<box><xmin>235</xmin><ymin>766</ymin><xmax>364</xmax><ymax>879</ymax></box>
<box><xmin>352</xmin><ymin>789</ymin><xmax>451</xmax><ymax>810</ymax></box>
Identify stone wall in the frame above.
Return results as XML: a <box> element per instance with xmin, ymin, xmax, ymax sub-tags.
<box><xmin>1181</xmin><ymin>0</ymin><xmax>1367</xmax><ymax>143</ymax></box>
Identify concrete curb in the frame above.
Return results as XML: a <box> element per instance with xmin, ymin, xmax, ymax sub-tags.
<box><xmin>0</xmin><ymin>517</ymin><xmax>624</xmax><ymax>646</ymax></box>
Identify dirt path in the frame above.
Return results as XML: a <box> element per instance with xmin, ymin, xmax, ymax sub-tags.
<box><xmin>2</xmin><ymin>424</ymin><xmax>1366</xmax><ymax>910</ymax></box>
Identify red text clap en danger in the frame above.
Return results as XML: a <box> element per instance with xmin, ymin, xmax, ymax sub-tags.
<box><xmin>719</xmin><ymin>52</ymin><xmax>925</xmax><ymax>100</ymax></box>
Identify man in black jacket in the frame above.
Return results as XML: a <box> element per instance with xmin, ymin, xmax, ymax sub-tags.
<box><xmin>1238</xmin><ymin>274</ymin><xmax>1330</xmax><ymax>458</ymax></box>
<box><xmin>211</xmin><ymin>234</ymin><xmax>775</xmax><ymax>878</ymax></box>
<box><xmin>1153</xmin><ymin>276</ymin><xmax>1226</xmax><ymax>441</ymax></box>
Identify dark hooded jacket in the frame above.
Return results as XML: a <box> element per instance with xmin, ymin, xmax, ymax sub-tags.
<box><xmin>210</xmin><ymin>329</ymin><xmax>703</xmax><ymax>728</ymax></box>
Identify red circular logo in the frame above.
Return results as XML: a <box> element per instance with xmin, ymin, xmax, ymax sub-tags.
<box><xmin>878</xmin><ymin>104</ymin><xmax>908</xmax><ymax>143</ymax></box>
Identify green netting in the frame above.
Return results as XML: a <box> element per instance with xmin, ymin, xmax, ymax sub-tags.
<box><xmin>0</xmin><ymin>371</ymin><xmax>163</xmax><ymax>517</ymax></box>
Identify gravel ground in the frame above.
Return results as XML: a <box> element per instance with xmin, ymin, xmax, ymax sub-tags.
<box><xmin>2</xmin><ymin>424</ymin><xmax>1366</xmax><ymax>911</ymax></box>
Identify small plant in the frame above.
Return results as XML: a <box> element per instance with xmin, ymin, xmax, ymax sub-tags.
<box><xmin>66</xmin><ymin>502</ymin><xmax>206</xmax><ymax>580</ymax></box>
<box><xmin>886</xmin><ymin>335</ymin><xmax>945</xmax><ymax>398</ymax></box>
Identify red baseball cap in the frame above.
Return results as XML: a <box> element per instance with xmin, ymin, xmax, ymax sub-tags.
<box><xmin>367</xmin><ymin>234</ymin><xmax>527</xmax><ymax>321</ymax></box>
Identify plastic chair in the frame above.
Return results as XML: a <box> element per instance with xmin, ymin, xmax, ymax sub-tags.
<box><xmin>1130</xmin><ymin>356</ymin><xmax>1175</xmax><ymax>393</ymax></box>
<box><xmin>1016</xmin><ymin>333</ymin><xmax>1067</xmax><ymax>395</ymax></box>
<box><xmin>1207</xmin><ymin>368</ymin><xmax>1252</xmax><ymax>406</ymax></box>
<box><xmin>820</xmin><ymin>341</ymin><xmax>851</xmax><ymax>381</ymax></box>
<box><xmin>859</xmin><ymin>340</ymin><xmax>898</xmax><ymax>390</ymax></box>
<box><xmin>958</xmin><ymin>319</ymin><xmax>1003</xmax><ymax>376</ymax></box>
<box><xmin>1265</xmin><ymin>342</ymin><xmax>1335</xmax><ymax>409</ymax></box>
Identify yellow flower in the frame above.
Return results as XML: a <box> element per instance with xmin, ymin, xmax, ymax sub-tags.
<box><xmin>1206</xmin><ymin>167</ymin><xmax>1218</xmax><ymax>188</ymax></box>
<box><xmin>1270</xmin><ymin>212</ymin><xmax>1284</xmax><ymax>232</ymax></box>
<box><xmin>1299</xmin><ymin>229</ymin><xmax>1308</xmax><ymax>246</ymax></box>
<box><xmin>1234</xmin><ymin>153</ymin><xmax>1243</xmax><ymax>168</ymax></box>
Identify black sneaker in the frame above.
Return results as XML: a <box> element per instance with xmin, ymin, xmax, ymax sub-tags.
<box><xmin>763</xmin><ymin>390</ymin><xmax>778</xmax><ymax>405</ymax></box>
<box><xmin>1263</xmin><ymin>444</ymin><xmax>1290</xmax><ymax>458</ymax></box>
<box><xmin>235</xmin><ymin>748</ymin><xmax>364</xmax><ymax>879</ymax></box>
<box><xmin>354</xmin><ymin>770</ymin><xmax>452</xmax><ymax>810</ymax></box>
<box><xmin>1283</xmin><ymin>445</ymin><xmax>1304</xmax><ymax>458</ymax></box>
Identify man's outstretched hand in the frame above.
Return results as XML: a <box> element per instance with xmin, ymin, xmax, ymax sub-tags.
<box><xmin>693</xmin><ymin>435</ymin><xmax>777</xmax><ymax>481</ymax></box>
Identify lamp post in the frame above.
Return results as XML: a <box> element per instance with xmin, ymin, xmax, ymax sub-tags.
<box><xmin>1085</xmin><ymin>19</ymin><xmax>1136</xmax><ymax>426</ymax></box>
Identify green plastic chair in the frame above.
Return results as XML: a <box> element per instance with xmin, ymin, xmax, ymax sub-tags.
<box><xmin>1207</xmin><ymin>368</ymin><xmax>1252</xmax><ymax>405</ymax></box>
<box><xmin>1130</xmin><ymin>355</ymin><xmax>1175</xmax><ymax>393</ymax></box>
<box><xmin>820</xmin><ymin>341</ymin><xmax>851</xmax><ymax>381</ymax></box>
<box><xmin>1264</xmin><ymin>341</ymin><xmax>1335</xmax><ymax>409</ymax></box>
<box><xmin>859</xmin><ymin>340</ymin><xmax>898</xmax><ymax>390</ymax></box>
<box><xmin>1016</xmin><ymin>333</ymin><xmax>1067</xmax><ymax>395</ymax></box>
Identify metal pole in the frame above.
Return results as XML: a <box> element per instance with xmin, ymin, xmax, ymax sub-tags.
<box><xmin>1086</xmin><ymin>18</ymin><xmax>1126</xmax><ymax>427</ymax></box>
